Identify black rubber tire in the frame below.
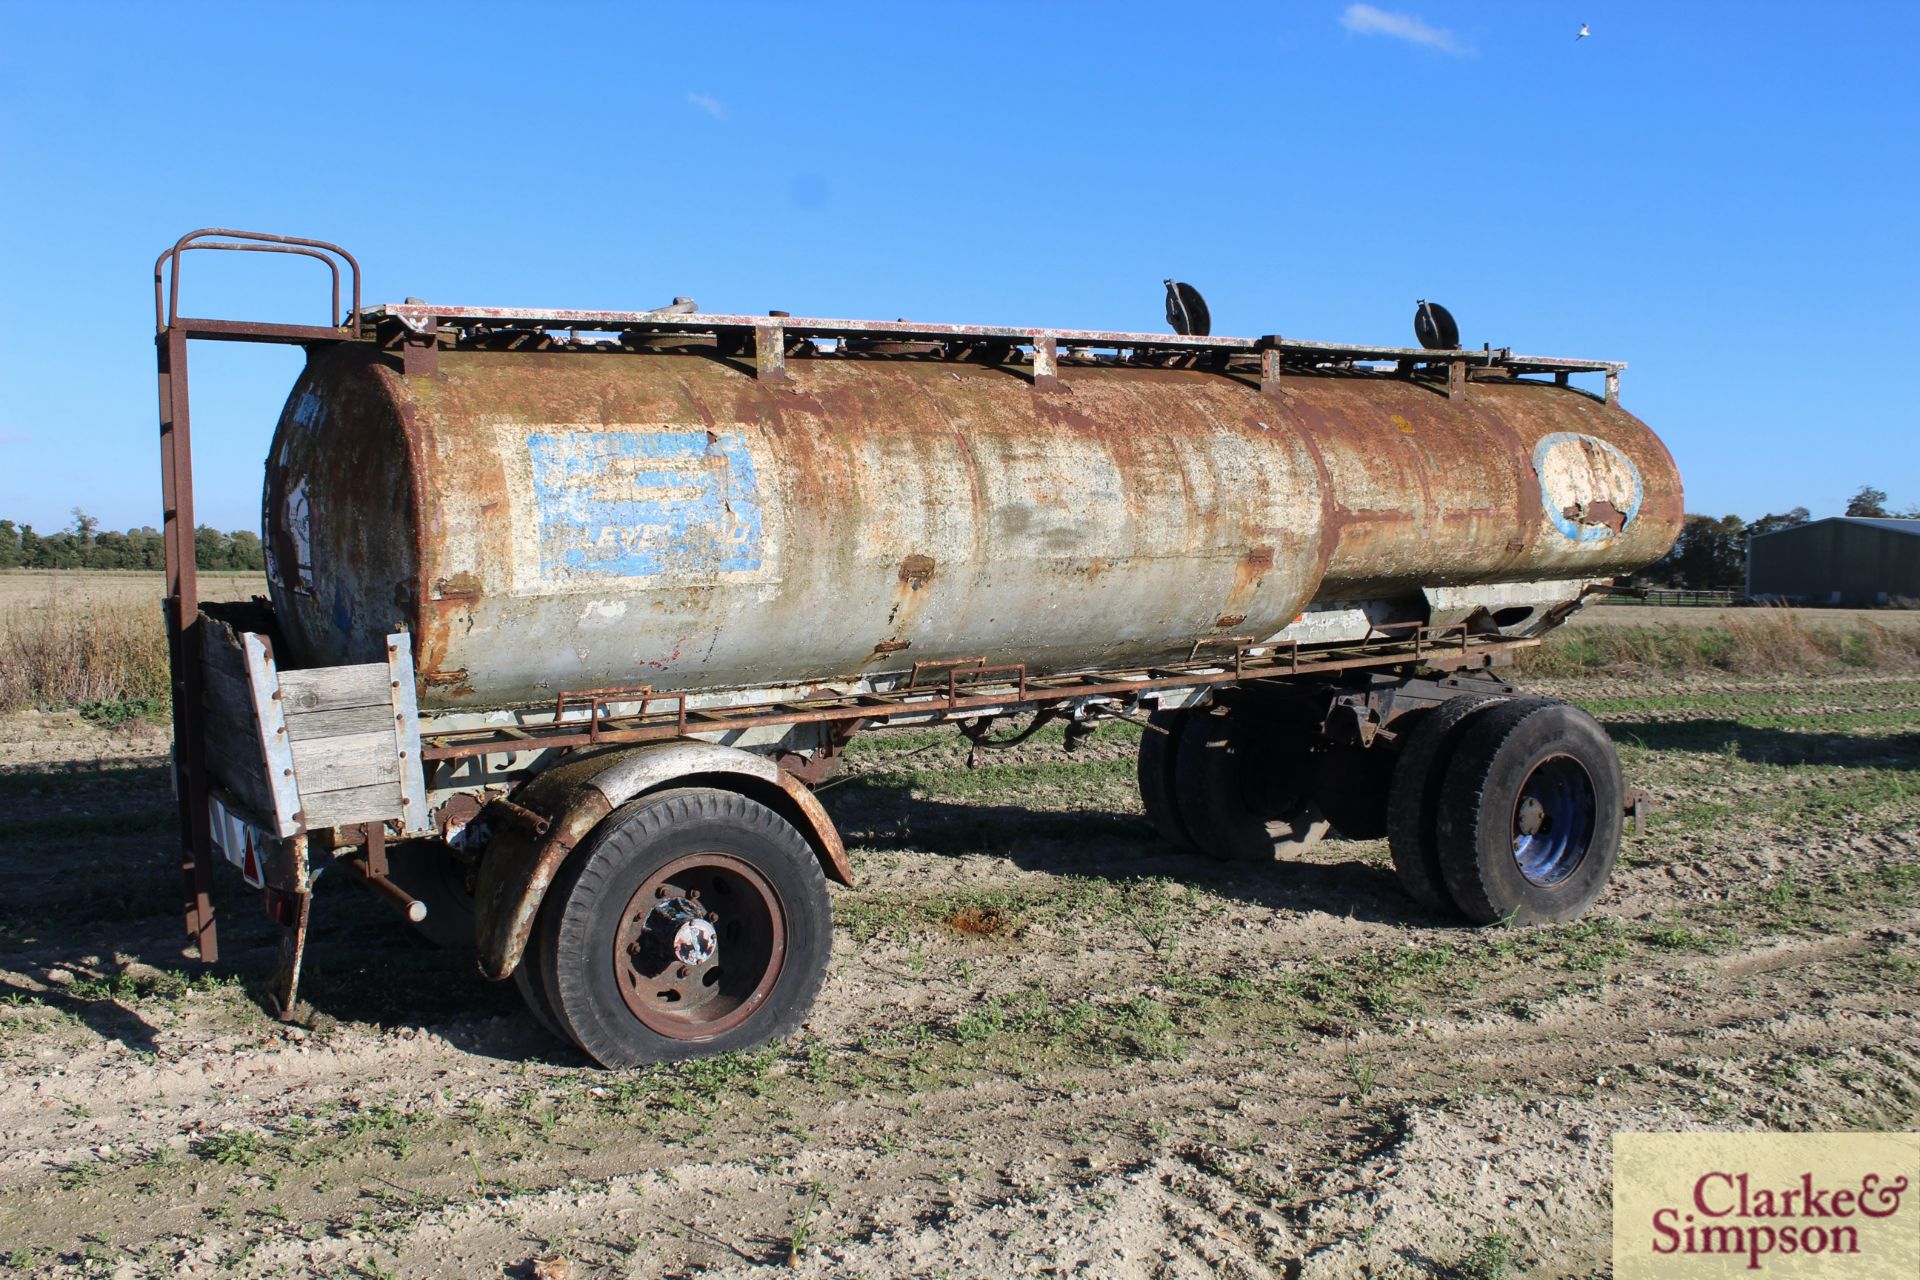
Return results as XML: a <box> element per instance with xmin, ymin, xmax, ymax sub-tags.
<box><xmin>510</xmin><ymin>909</ymin><xmax>568</xmax><ymax>1043</ymax></box>
<box><xmin>1434</xmin><ymin>699</ymin><xmax>1624</xmax><ymax>926</ymax></box>
<box><xmin>1311</xmin><ymin>744</ymin><xmax>1397</xmax><ymax>841</ymax></box>
<box><xmin>537</xmin><ymin>787</ymin><xmax>832</xmax><ymax>1066</ymax></box>
<box><xmin>381</xmin><ymin>841</ymin><xmax>476</xmax><ymax>952</ymax></box>
<box><xmin>1136</xmin><ymin>709</ymin><xmax>1199</xmax><ymax>852</ymax></box>
<box><xmin>517</xmin><ymin>786</ymin><xmax>704</xmax><ymax>1049</ymax></box>
<box><xmin>1172</xmin><ymin>704</ymin><xmax>1318</xmax><ymax>863</ymax></box>
<box><xmin>1383</xmin><ymin>694</ymin><xmax>1514</xmax><ymax>911</ymax></box>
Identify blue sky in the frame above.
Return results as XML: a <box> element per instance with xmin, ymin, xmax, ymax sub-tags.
<box><xmin>1</xmin><ymin>2</ymin><xmax>1915</xmax><ymax>533</ymax></box>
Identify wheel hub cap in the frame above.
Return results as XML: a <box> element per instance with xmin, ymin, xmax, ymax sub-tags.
<box><xmin>1510</xmin><ymin>754</ymin><xmax>1598</xmax><ymax>888</ymax></box>
<box><xmin>611</xmin><ymin>852</ymin><xmax>786</xmax><ymax>1040</ymax></box>
<box><xmin>640</xmin><ymin>896</ymin><xmax>719</xmax><ymax>967</ymax></box>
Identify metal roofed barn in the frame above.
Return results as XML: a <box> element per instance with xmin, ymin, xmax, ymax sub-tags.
<box><xmin>1747</xmin><ymin>517</ymin><xmax>1920</xmax><ymax>606</ymax></box>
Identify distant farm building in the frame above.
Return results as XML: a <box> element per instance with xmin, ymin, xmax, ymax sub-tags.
<box><xmin>1746</xmin><ymin>517</ymin><xmax>1920</xmax><ymax>605</ymax></box>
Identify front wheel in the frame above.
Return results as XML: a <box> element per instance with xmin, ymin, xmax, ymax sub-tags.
<box><xmin>532</xmin><ymin>788</ymin><xmax>832</xmax><ymax>1066</ymax></box>
<box><xmin>1433</xmin><ymin>700</ymin><xmax>1624</xmax><ymax>925</ymax></box>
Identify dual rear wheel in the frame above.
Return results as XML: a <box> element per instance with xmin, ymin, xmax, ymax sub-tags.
<box><xmin>1138</xmin><ymin>693</ymin><xmax>1623</xmax><ymax>925</ymax></box>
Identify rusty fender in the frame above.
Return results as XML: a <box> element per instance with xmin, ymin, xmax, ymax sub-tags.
<box><xmin>472</xmin><ymin>741</ymin><xmax>851</xmax><ymax>981</ymax></box>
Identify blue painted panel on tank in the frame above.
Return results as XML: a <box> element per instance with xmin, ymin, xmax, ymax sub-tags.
<box><xmin>527</xmin><ymin>430</ymin><xmax>763</xmax><ymax>580</ymax></box>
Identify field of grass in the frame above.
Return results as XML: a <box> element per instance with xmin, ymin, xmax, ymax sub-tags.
<box><xmin>0</xmin><ymin>571</ymin><xmax>263</xmax><ymax>714</ymax></box>
<box><xmin>1514</xmin><ymin>604</ymin><xmax>1920</xmax><ymax>678</ymax></box>
<box><xmin>0</xmin><ymin>665</ymin><xmax>1914</xmax><ymax>1277</ymax></box>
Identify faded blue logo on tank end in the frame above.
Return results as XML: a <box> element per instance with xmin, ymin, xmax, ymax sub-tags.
<box><xmin>528</xmin><ymin>430</ymin><xmax>763</xmax><ymax>579</ymax></box>
<box><xmin>1533</xmin><ymin>431</ymin><xmax>1644</xmax><ymax>544</ymax></box>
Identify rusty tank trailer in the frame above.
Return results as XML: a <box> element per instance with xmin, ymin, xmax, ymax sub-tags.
<box><xmin>155</xmin><ymin>229</ymin><xmax>1680</xmax><ymax>1067</ymax></box>
<box><xmin>264</xmin><ymin>339</ymin><xmax>1678</xmax><ymax>709</ymax></box>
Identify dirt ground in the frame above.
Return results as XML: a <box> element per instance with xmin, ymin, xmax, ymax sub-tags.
<box><xmin>1</xmin><ymin>671</ymin><xmax>1916</xmax><ymax>1279</ymax></box>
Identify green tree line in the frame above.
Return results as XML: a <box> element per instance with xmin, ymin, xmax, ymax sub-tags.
<box><xmin>0</xmin><ymin>509</ymin><xmax>263</xmax><ymax>572</ymax></box>
<box><xmin>1639</xmin><ymin>486</ymin><xmax>1919</xmax><ymax>591</ymax></box>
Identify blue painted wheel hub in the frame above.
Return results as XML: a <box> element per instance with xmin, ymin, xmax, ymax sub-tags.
<box><xmin>1510</xmin><ymin>754</ymin><xmax>1597</xmax><ymax>886</ymax></box>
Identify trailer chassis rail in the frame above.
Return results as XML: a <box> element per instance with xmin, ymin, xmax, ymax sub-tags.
<box><xmin>419</xmin><ymin>624</ymin><xmax>1537</xmax><ymax>764</ymax></box>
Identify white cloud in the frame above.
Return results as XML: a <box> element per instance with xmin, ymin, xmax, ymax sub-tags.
<box><xmin>1339</xmin><ymin>4</ymin><xmax>1468</xmax><ymax>55</ymax></box>
<box><xmin>686</xmin><ymin>92</ymin><xmax>727</xmax><ymax>120</ymax></box>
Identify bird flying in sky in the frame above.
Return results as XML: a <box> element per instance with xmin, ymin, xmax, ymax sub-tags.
<box><xmin>1576</xmin><ymin>23</ymin><xmax>1590</xmax><ymax>40</ymax></box>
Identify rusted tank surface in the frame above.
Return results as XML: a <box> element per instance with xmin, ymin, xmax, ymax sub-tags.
<box><xmin>263</xmin><ymin>344</ymin><xmax>1681</xmax><ymax>709</ymax></box>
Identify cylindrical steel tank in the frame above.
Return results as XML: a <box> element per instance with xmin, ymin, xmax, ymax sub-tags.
<box><xmin>263</xmin><ymin>344</ymin><xmax>1681</xmax><ymax>709</ymax></box>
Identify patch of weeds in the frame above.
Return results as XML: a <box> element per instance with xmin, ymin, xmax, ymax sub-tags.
<box><xmin>78</xmin><ymin>696</ymin><xmax>166</xmax><ymax>728</ymax></box>
<box><xmin>1349</xmin><ymin>1057</ymin><xmax>1379</xmax><ymax>1098</ymax></box>
<box><xmin>1281</xmin><ymin>939</ymin><xmax>1471</xmax><ymax>1023</ymax></box>
<box><xmin>1453</xmin><ymin>1229</ymin><xmax>1520</xmax><ymax>1280</ymax></box>
<box><xmin>1761</xmin><ymin>872</ymin><xmax>1808</xmax><ymax>925</ymax></box>
<box><xmin>1555</xmin><ymin>917</ymin><xmax>1631</xmax><ymax>971</ymax></box>
<box><xmin>3</xmin><ymin>1247</ymin><xmax>53</xmax><ymax>1272</ymax></box>
<box><xmin>1642</xmin><ymin>920</ymin><xmax>1728</xmax><ymax>953</ymax></box>
<box><xmin>58</xmin><ymin>1155</ymin><xmax>118</xmax><ymax>1190</ymax></box>
<box><xmin>1101</xmin><ymin>996</ymin><xmax>1182</xmax><ymax>1061</ymax></box>
<box><xmin>193</xmin><ymin>1130</ymin><xmax>268</xmax><ymax>1166</ymax></box>
<box><xmin>62</xmin><ymin>966</ymin><xmax>231</xmax><ymax>1007</ymax></box>
<box><xmin>592</xmin><ymin>1047</ymin><xmax>777</xmax><ymax>1119</ymax></box>
<box><xmin>952</xmin><ymin>1002</ymin><xmax>1006</xmax><ymax>1044</ymax></box>
<box><xmin>341</xmin><ymin>1104</ymin><xmax>410</xmax><ymax>1136</ymax></box>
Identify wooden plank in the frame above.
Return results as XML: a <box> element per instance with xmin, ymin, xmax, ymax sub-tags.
<box><xmin>290</xmin><ymin>730</ymin><xmax>400</xmax><ymax>792</ymax></box>
<box><xmin>279</xmin><ymin>664</ymin><xmax>390</xmax><ymax>714</ymax></box>
<box><xmin>200</xmin><ymin>616</ymin><xmax>249</xmax><ymax>681</ymax></box>
<box><xmin>201</xmin><ymin>699</ymin><xmax>258</xmax><ymax>751</ymax></box>
<box><xmin>201</xmin><ymin>664</ymin><xmax>255</xmax><ymax>725</ymax></box>
<box><xmin>299</xmin><ymin>782</ymin><xmax>403</xmax><ymax>829</ymax></box>
<box><xmin>285</xmin><ymin>702</ymin><xmax>394</xmax><ymax>742</ymax></box>
<box><xmin>385</xmin><ymin>634</ymin><xmax>430</xmax><ymax>837</ymax></box>
<box><xmin>204</xmin><ymin>642</ymin><xmax>248</xmax><ymax>685</ymax></box>
<box><xmin>242</xmin><ymin>633</ymin><xmax>303</xmax><ymax>838</ymax></box>
<box><xmin>204</xmin><ymin>721</ymin><xmax>279</xmax><ymax>821</ymax></box>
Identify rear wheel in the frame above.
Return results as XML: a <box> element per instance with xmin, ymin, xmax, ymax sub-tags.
<box><xmin>1173</xmin><ymin>702</ymin><xmax>1328</xmax><ymax>863</ymax></box>
<box><xmin>1434</xmin><ymin>699</ymin><xmax>1623</xmax><ymax>925</ymax></box>
<box><xmin>534</xmin><ymin>788</ymin><xmax>831</xmax><ymax>1066</ymax></box>
<box><xmin>1383</xmin><ymin>694</ymin><xmax>1514</xmax><ymax>910</ymax></box>
<box><xmin>511</xmin><ymin>934</ymin><xmax>568</xmax><ymax>1045</ymax></box>
<box><xmin>1311</xmin><ymin>744</ymin><xmax>1397</xmax><ymax>841</ymax></box>
<box><xmin>1136</xmin><ymin>709</ymin><xmax>1198</xmax><ymax>853</ymax></box>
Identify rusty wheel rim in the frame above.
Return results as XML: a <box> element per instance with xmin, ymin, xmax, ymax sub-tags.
<box><xmin>612</xmin><ymin>852</ymin><xmax>786</xmax><ymax>1040</ymax></box>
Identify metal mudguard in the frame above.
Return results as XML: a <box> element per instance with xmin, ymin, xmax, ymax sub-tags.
<box><xmin>471</xmin><ymin>740</ymin><xmax>850</xmax><ymax>981</ymax></box>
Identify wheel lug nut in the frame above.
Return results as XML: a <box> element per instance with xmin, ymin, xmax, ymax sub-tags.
<box><xmin>654</xmin><ymin>887</ymin><xmax>669</xmax><ymax>898</ymax></box>
<box><xmin>676</xmin><ymin>966</ymin><xmax>690</xmax><ymax>979</ymax></box>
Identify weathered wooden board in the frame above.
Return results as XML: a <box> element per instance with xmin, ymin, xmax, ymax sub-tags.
<box><xmin>201</xmin><ymin>664</ymin><xmax>254</xmax><ymax>727</ymax></box>
<box><xmin>194</xmin><ymin>616</ymin><xmax>424</xmax><ymax>838</ymax></box>
<box><xmin>204</xmin><ymin>716</ymin><xmax>279</xmax><ymax>823</ymax></box>
<box><xmin>199</xmin><ymin>616</ymin><xmax>281</xmax><ymax>827</ymax></box>
<box><xmin>279</xmin><ymin>665</ymin><xmax>390</xmax><ymax>714</ymax></box>
<box><xmin>301</xmin><ymin>782</ymin><xmax>407</xmax><ymax>829</ymax></box>
<box><xmin>288</xmin><ymin>730</ymin><xmax>401</xmax><ymax>793</ymax></box>
<box><xmin>284</xmin><ymin>702</ymin><xmax>393</xmax><ymax>742</ymax></box>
